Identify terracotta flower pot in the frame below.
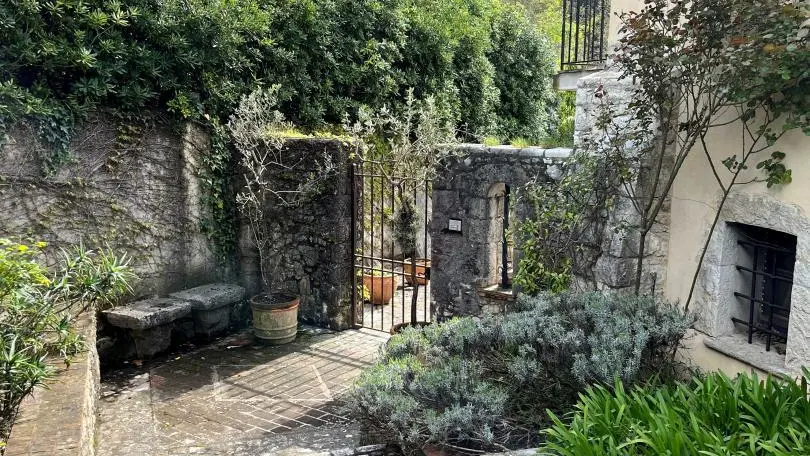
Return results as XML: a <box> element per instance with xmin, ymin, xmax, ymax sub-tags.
<box><xmin>362</xmin><ymin>274</ymin><xmax>398</xmax><ymax>305</ymax></box>
<box><xmin>250</xmin><ymin>292</ymin><xmax>299</xmax><ymax>345</ymax></box>
<box><xmin>404</xmin><ymin>258</ymin><xmax>431</xmax><ymax>286</ymax></box>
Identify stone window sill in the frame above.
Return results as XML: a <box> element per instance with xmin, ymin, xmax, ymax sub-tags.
<box><xmin>476</xmin><ymin>285</ymin><xmax>516</xmax><ymax>302</ymax></box>
<box><xmin>704</xmin><ymin>333</ymin><xmax>792</xmax><ymax>377</ymax></box>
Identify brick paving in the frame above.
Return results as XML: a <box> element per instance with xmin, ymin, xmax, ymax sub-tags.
<box><xmin>97</xmin><ymin>327</ymin><xmax>390</xmax><ymax>456</ymax></box>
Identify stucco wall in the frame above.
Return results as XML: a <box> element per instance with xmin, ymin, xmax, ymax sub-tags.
<box><xmin>664</xmin><ymin>121</ymin><xmax>810</xmax><ymax>372</ymax></box>
<box><xmin>0</xmin><ymin>118</ymin><xmax>219</xmax><ymax>296</ymax></box>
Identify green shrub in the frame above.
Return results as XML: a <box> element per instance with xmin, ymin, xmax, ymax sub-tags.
<box><xmin>0</xmin><ymin>240</ymin><xmax>135</xmax><ymax>445</ymax></box>
<box><xmin>348</xmin><ymin>292</ymin><xmax>692</xmax><ymax>453</ymax></box>
<box><xmin>488</xmin><ymin>5</ymin><xmax>557</xmax><ymax>143</ymax></box>
<box><xmin>542</xmin><ymin>370</ymin><xmax>810</xmax><ymax>456</ymax></box>
<box><xmin>0</xmin><ymin>0</ymin><xmax>558</xmax><ymax>159</ymax></box>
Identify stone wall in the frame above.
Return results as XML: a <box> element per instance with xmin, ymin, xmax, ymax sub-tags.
<box><xmin>238</xmin><ymin>138</ymin><xmax>354</xmax><ymax>330</ymax></box>
<box><xmin>0</xmin><ymin>118</ymin><xmax>219</xmax><ymax>296</ymax></box>
<box><xmin>573</xmin><ymin>71</ymin><xmax>672</xmax><ymax>296</ymax></box>
<box><xmin>431</xmin><ymin>145</ymin><xmax>571</xmax><ymax>319</ymax></box>
<box><xmin>5</xmin><ymin>314</ymin><xmax>99</xmax><ymax>456</ymax></box>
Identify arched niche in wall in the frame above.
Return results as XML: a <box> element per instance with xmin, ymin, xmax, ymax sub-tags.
<box><xmin>484</xmin><ymin>182</ymin><xmax>513</xmax><ymax>288</ymax></box>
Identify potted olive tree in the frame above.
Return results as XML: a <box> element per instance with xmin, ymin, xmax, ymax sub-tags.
<box><xmin>346</xmin><ymin>91</ymin><xmax>457</xmax><ymax>332</ymax></box>
<box><xmin>231</xmin><ymin>86</ymin><xmax>334</xmax><ymax>345</ymax></box>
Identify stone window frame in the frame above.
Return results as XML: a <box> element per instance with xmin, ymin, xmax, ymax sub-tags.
<box><xmin>694</xmin><ymin>192</ymin><xmax>810</xmax><ymax>372</ymax></box>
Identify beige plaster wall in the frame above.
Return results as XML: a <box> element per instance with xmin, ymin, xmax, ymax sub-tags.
<box><xmin>664</xmin><ymin>125</ymin><xmax>810</xmax><ymax>304</ymax></box>
<box><xmin>680</xmin><ymin>329</ymin><xmax>768</xmax><ymax>377</ymax></box>
<box><xmin>664</xmin><ymin>118</ymin><xmax>810</xmax><ymax>372</ymax></box>
<box><xmin>608</xmin><ymin>0</ymin><xmax>644</xmax><ymax>50</ymax></box>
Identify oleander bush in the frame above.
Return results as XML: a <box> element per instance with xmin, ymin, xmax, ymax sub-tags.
<box><xmin>348</xmin><ymin>292</ymin><xmax>692</xmax><ymax>453</ymax></box>
<box><xmin>542</xmin><ymin>370</ymin><xmax>810</xmax><ymax>456</ymax></box>
<box><xmin>0</xmin><ymin>240</ymin><xmax>135</xmax><ymax>447</ymax></box>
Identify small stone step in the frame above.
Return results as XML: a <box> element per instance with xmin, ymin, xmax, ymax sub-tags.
<box><xmin>104</xmin><ymin>297</ymin><xmax>192</xmax><ymax>330</ymax></box>
<box><xmin>169</xmin><ymin>283</ymin><xmax>246</xmax><ymax>311</ymax></box>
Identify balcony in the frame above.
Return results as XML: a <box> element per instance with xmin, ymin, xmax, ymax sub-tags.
<box><xmin>556</xmin><ymin>0</ymin><xmax>608</xmax><ymax>91</ymax></box>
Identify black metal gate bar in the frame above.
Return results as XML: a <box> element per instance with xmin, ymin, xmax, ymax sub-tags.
<box><xmin>350</xmin><ymin>158</ymin><xmax>433</xmax><ymax>332</ymax></box>
<box><xmin>561</xmin><ymin>0</ymin><xmax>608</xmax><ymax>71</ymax></box>
<box><xmin>733</xmin><ymin>238</ymin><xmax>794</xmax><ymax>352</ymax></box>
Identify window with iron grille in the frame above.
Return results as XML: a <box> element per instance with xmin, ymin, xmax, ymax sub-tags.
<box><xmin>733</xmin><ymin>224</ymin><xmax>796</xmax><ymax>352</ymax></box>
<box><xmin>561</xmin><ymin>0</ymin><xmax>608</xmax><ymax>71</ymax></box>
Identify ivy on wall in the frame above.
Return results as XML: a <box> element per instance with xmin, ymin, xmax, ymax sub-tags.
<box><xmin>0</xmin><ymin>0</ymin><xmax>559</xmax><ymax>259</ymax></box>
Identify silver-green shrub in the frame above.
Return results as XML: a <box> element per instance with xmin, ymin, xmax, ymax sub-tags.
<box><xmin>348</xmin><ymin>292</ymin><xmax>693</xmax><ymax>453</ymax></box>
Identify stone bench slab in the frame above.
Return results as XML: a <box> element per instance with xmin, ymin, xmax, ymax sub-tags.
<box><xmin>169</xmin><ymin>283</ymin><xmax>246</xmax><ymax>311</ymax></box>
<box><xmin>104</xmin><ymin>297</ymin><xmax>192</xmax><ymax>330</ymax></box>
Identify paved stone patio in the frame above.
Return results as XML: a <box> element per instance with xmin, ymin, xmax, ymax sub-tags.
<box><xmin>361</xmin><ymin>283</ymin><xmax>432</xmax><ymax>332</ymax></box>
<box><xmin>98</xmin><ymin>328</ymin><xmax>390</xmax><ymax>455</ymax></box>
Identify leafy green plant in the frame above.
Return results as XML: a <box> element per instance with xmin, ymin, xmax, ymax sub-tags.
<box><xmin>231</xmin><ymin>86</ymin><xmax>336</xmax><ymax>291</ymax></box>
<box><xmin>540</xmin><ymin>91</ymin><xmax>575</xmax><ymax>148</ymax></box>
<box><xmin>0</xmin><ymin>240</ymin><xmax>135</xmax><ymax>445</ymax></box>
<box><xmin>542</xmin><ymin>370</ymin><xmax>810</xmax><ymax>456</ymax></box>
<box><xmin>348</xmin><ymin>291</ymin><xmax>692</xmax><ymax>453</ymax></box>
<box><xmin>514</xmin><ymin>145</ymin><xmax>628</xmax><ymax>295</ymax></box>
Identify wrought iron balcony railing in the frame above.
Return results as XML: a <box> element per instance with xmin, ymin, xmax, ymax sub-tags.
<box><xmin>561</xmin><ymin>0</ymin><xmax>608</xmax><ymax>71</ymax></box>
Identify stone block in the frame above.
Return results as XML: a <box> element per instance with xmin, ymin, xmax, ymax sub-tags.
<box><xmin>170</xmin><ymin>283</ymin><xmax>246</xmax><ymax>340</ymax></box>
<box><xmin>193</xmin><ymin>305</ymin><xmax>231</xmax><ymax>340</ymax></box>
<box><xmin>131</xmin><ymin>325</ymin><xmax>173</xmax><ymax>358</ymax></box>
<box><xmin>104</xmin><ymin>297</ymin><xmax>192</xmax><ymax>330</ymax></box>
<box><xmin>169</xmin><ymin>283</ymin><xmax>246</xmax><ymax>311</ymax></box>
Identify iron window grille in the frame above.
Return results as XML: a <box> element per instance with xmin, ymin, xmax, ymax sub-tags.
<box><xmin>561</xmin><ymin>0</ymin><xmax>608</xmax><ymax>71</ymax></box>
<box><xmin>733</xmin><ymin>225</ymin><xmax>796</xmax><ymax>352</ymax></box>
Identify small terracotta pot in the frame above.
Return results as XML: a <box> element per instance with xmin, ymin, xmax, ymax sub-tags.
<box><xmin>404</xmin><ymin>258</ymin><xmax>431</xmax><ymax>286</ymax></box>
<box><xmin>362</xmin><ymin>274</ymin><xmax>398</xmax><ymax>305</ymax></box>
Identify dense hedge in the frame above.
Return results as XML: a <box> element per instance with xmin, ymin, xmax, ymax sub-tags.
<box><xmin>0</xmin><ymin>0</ymin><xmax>557</xmax><ymax>155</ymax></box>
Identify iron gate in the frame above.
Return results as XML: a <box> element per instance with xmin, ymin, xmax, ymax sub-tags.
<box><xmin>350</xmin><ymin>159</ymin><xmax>432</xmax><ymax>332</ymax></box>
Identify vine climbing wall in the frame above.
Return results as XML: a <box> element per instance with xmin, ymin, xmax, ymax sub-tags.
<box><xmin>0</xmin><ymin>116</ymin><xmax>219</xmax><ymax>296</ymax></box>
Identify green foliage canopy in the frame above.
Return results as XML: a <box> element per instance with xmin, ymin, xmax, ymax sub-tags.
<box><xmin>0</xmin><ymin>0</ymin><xmax>558</xmax><ymax>163</ymax></box>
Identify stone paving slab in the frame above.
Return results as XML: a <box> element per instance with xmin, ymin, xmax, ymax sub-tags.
<box><xmin>98</xmin><ymin>327</ymin><xmax>390</xmax><ymax>456</ymax></box>
<box><xmin>361</xmin><ymin>283</ymin><xmax>432</xmax><ymax>332</ymax></box>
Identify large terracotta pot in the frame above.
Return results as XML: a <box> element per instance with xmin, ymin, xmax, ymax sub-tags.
<box><xmin>404</xmin><ymin>258</ymin><xmax>431</xmax><ymax>286</ymax></box>
<box><xmin>250</xmin><ymin>292</ymin><xmax>299</xmax><ymax>345</ymax></box>
<box><xmin>362</xmin><ymin>274</ymin><xmax>398</xmax><ymax>305</ymax></box>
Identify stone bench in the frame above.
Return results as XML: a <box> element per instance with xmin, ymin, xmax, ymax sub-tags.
<box><xmin>170</xmin><ymin>283</ymin><xmax>246</xmax><ymax>340</ymax></box>
<box><xmin>104</xmin><ymin>283</ymin><xmax>246</xmax><ymax>358</ymax></box>
<box><xmin>104</xmin><ymin>297</ymin><xmax>192</xmax><ymax>358</ymax></box>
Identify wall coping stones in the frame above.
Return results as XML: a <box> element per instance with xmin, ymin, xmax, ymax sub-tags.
<box><xmin>169</xmin><ymin>283</ymin><xmax>246</xmax><ymax>311</ymax></box>
<box><xmin>103</xmin><ymin>297</ymin><xmax>192</xmax><ymax>330</ymax></box>
<box><xmin>454</xmin><ymin>144</ymin><xmax>573</xmax><ymax>160</ymax></box>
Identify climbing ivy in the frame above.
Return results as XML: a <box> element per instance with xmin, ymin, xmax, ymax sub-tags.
<box><xmin>0</xmin><ymin>0</ymin><xmax>558</xmax><ymax>259</ymax></box>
